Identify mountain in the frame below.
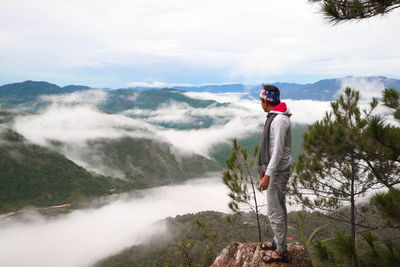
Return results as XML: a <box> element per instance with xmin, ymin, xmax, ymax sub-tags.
<box><xmin>0</xmin><ymin>110</ymin><xmax>130</xmax><ymax>213</ymax></box>
<box><xmin>1</xmin><ymin>76</ymin><xmax>397</xmax><ymax>213</ymax></box>
<box><xmin>61</xmin><ymin>85</ymin><xmax>91</xmax><ymax>92</ymax></box>
<box><xmin>0</xmin><ymin>107</ymin><xmax>222</xmax><ymax>213</ymax></box>
<box><xmin>1</xmin><ymin>76</ymin><xmax>399</xmax><ymax>109</ymax></box>
<box><xmin>98</xmin><ymin>88</ymin><xmax>228</xmax><ymax>129</ymax></box>
<box><xmin>53</xmin><ymin>137</ymin><xmax>222</xmax><ymax>187</ymax></box>
<box><xmin>175</xmin><ymin>76</ymin><xmax>400</xmax><ymax>101</ymax></box>
<box><xmin>267</xmin><ymin>76</ymin><xmax>400</xmax><ymax>101</ymax></box>
<box><xmin>99</xmin><ymin>88</ymin><xmax>223</xmax><ymax>113</ymax></box>
<box><xmin>0</xmin><ymin>80</ymin><xmax>92</xmax><ymax>108</ymax></box>
<box><xmin>278</xmin><ymin>78</ymin><xmax>341</xmax><ymax>101</ymax></box>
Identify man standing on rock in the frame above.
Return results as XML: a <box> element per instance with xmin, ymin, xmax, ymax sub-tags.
<box><xmin>258</xmin><ymin>84</ymin><xmax>292</xmax><ymax>263</ymax></box>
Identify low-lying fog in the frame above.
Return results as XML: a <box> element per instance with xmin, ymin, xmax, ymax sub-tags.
<box><xmin>2</xmin><ymin>78</ymin><xmax>393</xmax><ymax>267</ymax></box>
<box><xmin>0</xmin><ymin>175</ymin><xmax>289</xmax><ymax>267</ymax></box>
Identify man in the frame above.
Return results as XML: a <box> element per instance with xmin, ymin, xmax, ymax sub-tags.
<box><xmin>258</xmin><ymin>84</ymin><xmax>292</xmax><ymax>263</ymax></box>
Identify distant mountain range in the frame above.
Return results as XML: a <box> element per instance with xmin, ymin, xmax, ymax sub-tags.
<box><xmin>174</xmin><ymin>76</ymin><xmax>400</xmax><ymax>101</ymax></box>
<box><xmin>1</xmin><ymin>76</ymin><xmax>399</xmax><ymax>108</ymax></box>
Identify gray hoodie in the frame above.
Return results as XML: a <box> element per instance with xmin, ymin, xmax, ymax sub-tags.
<box><xmin>259</xmin><ymin>102</ymin><xmax>292</xmax><ymax>176</ymax></box>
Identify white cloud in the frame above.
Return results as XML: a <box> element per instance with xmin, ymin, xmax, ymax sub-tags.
<box><xmin>0</xmin><ymin>177</ymin><xmax>230</xmax><ymax>267</ymax></box>
<box><xmin>12</xmin><ymin>91</ymin><xmax>333</xmax><ymax>162</ymax></box>
<box><xmin>338</xmin><ymin>77</ymin><xmax>385</xmax><ymax>100</ymax></box>
<box><xmin>0</xmin><ymin>175</ymin><xmax>299</xmax><ymax>267</ymax></box>
<box><xmin>124</xmin><ymin>92</ymin><xmax>140</xmax><ymax>102</ymax></box>
<box><xmin>148</xmin><ymin>96</ymin><xmax>332</xmax><ymax>157</ymax></box>
<box><xmin>1</xmin><ymin>0</ymin><xmax>399</xmax><ymax>86</ymax></box>
<box><xmin>126</xmin><ymin>81</ymin><xmax>193</xmax><ymax>88</ymax></box>
<box><xmin>40</xmin><ymin>90</ymin><xmax>108</xmax><ymax>106</ymax></box>
<box><xmin>160</xmin><ymin>115</ymin><xmax>260</xmax><ymax>157</ymax></box>
<box><xmin>183</xmin><ymin>92</ymin><xmax>332</xmax><ymax>125</ymax></box>
<box><xmin>12</xmin><ymin>97</ymin><xmax>161</xmax><ymax>176</ymax></box>
<box><xmin>13</xmin><ymin>104</ymin><xmax>154</xmax><ymax>146</ymax></box>
<box><xmin>183</xmin><ymin>91</ymin><xmax>248</xmax><ymax>104</ymax></box>
<box><xmin>126</xmin><ymin>81</ymin><xmax>168</xmax><ymax>88</ymax></box>
<box><xmin>285</xmin><ymin>99</ymin><xmax>332</xmax><ymax>125</ymax></box>
<box><xmin>121</xmin><ymin>99</ymin><xmax>262</xmax><ymax>157</ymax></box>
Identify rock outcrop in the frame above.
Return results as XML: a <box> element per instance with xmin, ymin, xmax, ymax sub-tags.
<box><xmin>211</xmin><ymin>242</ymin><xmax>313</xmax><ymax>267</ymax></box>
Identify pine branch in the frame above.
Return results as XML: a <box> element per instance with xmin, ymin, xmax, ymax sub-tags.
<box><xmin>309</xmin><ymin>0</ymin><xmax>400</xmax><ymax>23</ymax></box>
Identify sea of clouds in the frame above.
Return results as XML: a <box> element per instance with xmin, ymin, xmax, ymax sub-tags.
<box><xmin>0</xmin><ymin>176</ymin><xmax>278</xmax><ymax>267</ymax></box>
<box><xmin>12</xmin><ymin>89</ymin><xmax>332</xmax><ymax>169</ymax></box>
<box><xmin>3</xmin><ymin>78</ymin><xmax>396</xmax><ymax>266</ymax></box>
<box><xmin>11</xmin><ymin>77</ymin><xmax>397</xmax><ymax>177</ymax></box>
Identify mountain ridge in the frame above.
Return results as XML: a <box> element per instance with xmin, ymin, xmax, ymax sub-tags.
<box><xmin>1</xmin><ymin>76</ymin><xmax>399</xmax><ymax>104</ymax></box>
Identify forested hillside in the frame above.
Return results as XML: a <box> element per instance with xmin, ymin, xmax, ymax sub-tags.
<box><xmin>0</xmin><ymin>124</ymin><xmax>130</xmax><ymax>213</ymax></box>
<box><xmin>74</xmin><ymin>137</ymin><xmax>222</xmax><ymax>186</ymax></box>
<box><xmin>94</xmin><ymin>210</ymin><xmax>342</xmax><ymax>267</ymax></box>
<box><xmin>0</xmin><ymin>108</ymin><xmax>221</xmax><ymax>213</ymax></box>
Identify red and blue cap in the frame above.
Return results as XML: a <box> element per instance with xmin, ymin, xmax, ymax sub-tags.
<box><xmin>260</xmin><ymin>85</ymin><xmax>280</xmax><ymax>103</ymax></box>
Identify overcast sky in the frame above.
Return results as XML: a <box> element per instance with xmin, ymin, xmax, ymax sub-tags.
<box><xmin>1</xmin><ymin>0</ymin><xmax>399</xmax><ymax>87</ymax></box>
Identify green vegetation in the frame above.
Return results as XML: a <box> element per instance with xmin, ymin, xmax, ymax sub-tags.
<box><xmin>309</xmin><ymin>193</ymin><xmax>400</xmax><ymax>266</ymax></box>
<box><xmin>93</xmin><ymin>202</ymin><xmax>400</xmax><ymax>266</ymax></box>
<box><xmin>0</xmin><ymin>108</ymin><xmax>221</xmax><ymax>213</ymax></box>
<box><xmin>2</xmin><ymin>80</ymin><xmax>399</xmax><ymax>266</ymax></box>
<box><xmin>94</xmin><ymin>210</ymin><xmax>353</xmax><ymax>267</ymax></box>
<box><xmin>81</xmin><ymin>137</ymin><xmax>221</xmax><ymax>187</ymax></box>
<box><xmin>309</xmin><ymin>0</ymin><xmax>400</xmax><ymax>23</ymax></box>
<box><xmin>223</xmin><ymin>139</ymin><xmax>263</xmax><ymax>242</ymax></box>
<box><xmin>290</xmin><ymin>88</ymin><xmax>400</xmax><ymax>266</ymax></box>
<box><xmin>0</xmin><ymin>81</ymin><xmax>90</xmax><ymax>110</ymax></box>
<box><xmin>0</xmin><ymin>128</ymin><xmax>130</xmax><ymax>213</ymax></box>
<box><xmin>150</xmin><ymin>115</ymin><xmax>218</xmax><ymax>130</ymax></box>
<box><xmin>99</xmin><ymin>88</ymin><xmax>223</xmax><ymax>114</ymax></box>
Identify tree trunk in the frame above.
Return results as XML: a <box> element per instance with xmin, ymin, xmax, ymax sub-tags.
<box><xmin>350</xmin><ymin>175</ymin><xmax>358</xmax><ymax>267</ymax></box>
<box><xmin>250</xmin><ymin>178</ymin><xmax>262</xmax><ymax>242</ymax></box>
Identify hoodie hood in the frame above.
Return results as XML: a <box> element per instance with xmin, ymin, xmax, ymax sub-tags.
<box><xmin>270</xmin><ymin>102</ymin><xmax>292</xmax><ymax>116</ymax></box>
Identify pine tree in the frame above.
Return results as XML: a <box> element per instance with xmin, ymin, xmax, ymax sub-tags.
<box><xmin>222</xmin><ymin>139</ymin><xmax>263</xmax><ymax>242</ymax></box>
<box><xmin>290</xmin><ymin>88</ymin><xmax>385</xmax><ymax>267</ymax></box>
<box><xmin>366</xmin><ymin>88</ymin><xmax>400</xmax><ymax>188</ymax></box>
<box><xmin>371</xmin><ymin>188</ymin><xmax>400</xmax><ymax>225</ymax></box>
<box><xmin>309</xmin><ymin>0</ymin><xmax>400</xmax><ymax>23</ymax></box>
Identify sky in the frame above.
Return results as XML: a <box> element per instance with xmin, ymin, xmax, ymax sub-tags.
<box><xmin>1</xmin><ymin>0</ymin><xmax>399</xmax><ymax>88</ymax></box>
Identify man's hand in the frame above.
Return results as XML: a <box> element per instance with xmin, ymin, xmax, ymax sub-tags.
<box><xmin>259</xmin><ymin>174</ymin><xmax>270</xmax><ymax>191</ymax></box>
<box><xmin>259</xmin><ymin>166</ymin><xmax>265</xmax><ymax>181</ymax></box>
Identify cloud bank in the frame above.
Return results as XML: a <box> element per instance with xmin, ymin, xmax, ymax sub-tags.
<box><xmin>0</xmin><ymin>175</ymin><xmax>298</xmax><ymax>267</ymax></box>
<box><xmin>12</xmin><ymin>90</ymin><xmax>332</xmax><ymax>166</ymax></box>
<box><xmin>0</xmin><ymin>177</ymin><xmax>230</xmax><ymax>267</ymax></box>
<box><xmin>13</xmin><ymin>104</ymin><xmax>153</xmax><ymax>146</ymax></box>
<box><xmin>338</xmin><ymin>77</ymin><xmax>385</xmax><ymax>101</ymax></box>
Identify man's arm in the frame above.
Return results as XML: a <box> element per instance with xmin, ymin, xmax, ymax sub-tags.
<box><xmin>260</xmin><ymin>116</ymin><xmax>289</xmax><ymax>191</ymax></box>
<box><xmin>265</xmin><ymin>116</ymin><xmax>289</xmax><ymax>177</ymax></box>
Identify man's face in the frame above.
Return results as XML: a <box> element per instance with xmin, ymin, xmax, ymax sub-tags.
<box><xmin>260</xmin><ymin>98</ymin><xmax>269</xmax><ymax>112</ymax></box>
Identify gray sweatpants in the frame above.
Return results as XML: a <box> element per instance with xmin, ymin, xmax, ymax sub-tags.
<box><xmin>266</xmin><ymin>168</ymin><xmax>290</xmax><ymax>252</ymax></box>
